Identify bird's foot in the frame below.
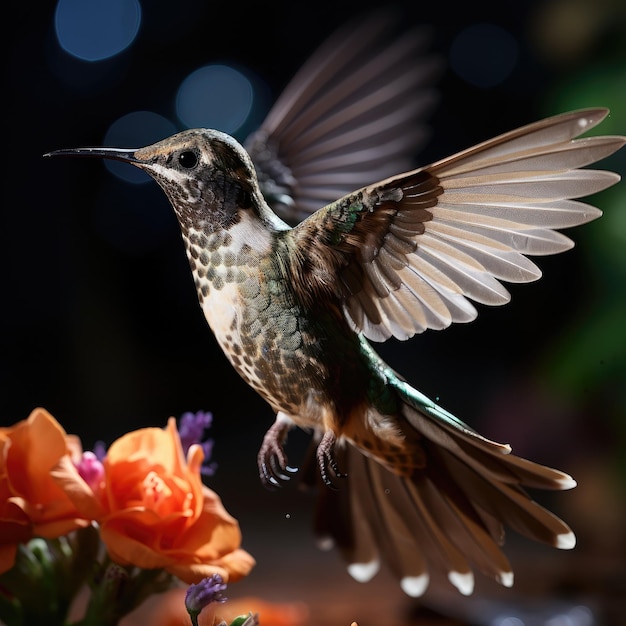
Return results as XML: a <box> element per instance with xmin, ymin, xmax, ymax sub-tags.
<box><xmin>258</xmin><ymin>419</ymin><xmax>297</xmax><ymax>489</ymax></box>
<box><xmin>317</xmin><ymin>430</ymin><xmax>346</xmax><ymax>489</ymax></box>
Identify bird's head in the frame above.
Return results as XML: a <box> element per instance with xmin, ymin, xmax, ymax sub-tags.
<box><xmin>46</xmin><ymin>129</ymin><xmax>285</xmax><ymax>234</ymax></box>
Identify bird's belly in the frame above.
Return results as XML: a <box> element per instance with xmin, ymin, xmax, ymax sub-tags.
<box><xmin>200</xmin><ymin>282</ymin><xmax>327</xmax><ymax>426</ymax></box>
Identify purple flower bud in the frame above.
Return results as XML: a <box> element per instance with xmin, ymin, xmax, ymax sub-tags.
<box><xmin>185</xmin><ymin>574</ymin><xmax>227</xmax><ymax>625</ymax></box>
<box><xmin>93</xmin><ymin>440</ymin><xmax>107</xmax><ymax>461</ymax></box>
<box><xmin>179</xmin><ymin>411</ymin><xmax>217</xmax><ymax>476</ymax></box>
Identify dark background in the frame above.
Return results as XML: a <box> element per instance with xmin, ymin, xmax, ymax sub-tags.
<box><xmin>2</xmin><ymin>1</ymin><xmax>625</xmax><ymax>624</ymax></box>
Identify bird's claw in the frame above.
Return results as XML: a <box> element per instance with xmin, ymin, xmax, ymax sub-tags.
<box><xmin>257</xmin><ymin>422</ymin><xmax>297</xmax><ymax>489</ymax></box>
<box><xmin>317</xmin><ymin>431</ymin><xmax>346</xmax><ymax>489</ymax></box>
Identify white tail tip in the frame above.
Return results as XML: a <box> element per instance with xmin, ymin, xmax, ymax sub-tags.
<box><xmin>557</xmin><ymin>531</ymin><xmax>576</xmax><ymax>550</ymax></box>
<box><xmin>401</xmin><ymin>574</ymin><xmax>430</xmax><ymax>597</ymax></box>
<box><xmin>448</xmin><ymin>570</ymin><xmax>475</xmax><ymax>596</ymax></box>
<box><xmin>347</xmin><ymin>560</ymin><xmax>380</xmax><ymax>582</ymax></box>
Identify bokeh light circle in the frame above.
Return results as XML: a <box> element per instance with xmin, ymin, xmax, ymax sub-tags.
<box><xmin>176</xmin><ymin>64</ymin><xmax>254</xmax><ymax>133</ymax></box>
<box><xmin>450</xmin><ymin>23</ymin><xmax>519</xmax><ymax>88</ymax></box>
<box><xmin>54</xmin><ymin>0</ymin><xmax>141</xmax><ymax>62</ymax></box>
<box><xmin>103</xmin><ymin>111</ymin><xmax>178</xmax><ymax>184</ymax></box>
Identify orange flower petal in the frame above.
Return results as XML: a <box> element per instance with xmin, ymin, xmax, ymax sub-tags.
<box><xmin>100</xmin><ymin>511</ymin><xmax>176</xmax><ymax>569</ymax></box>
<box><xmin>0</xmin><ymin>408</ymin><xmax>90</xmax><ymax>550</ymax></box>
<box><xmin>50</xmin><ymin>455</ymin><xmax>104</xmax><ymax>520</ymax></box>
<box><xmin>166</xmin><ymin>562</ymin><xmax>234</xmax><ymax>585</ymax></box>
<box><xmin>171</xmin><ymin>487</ymin><xmax>239</xmax><ymax>557</ymax></box>
<box><xmin>4</xmin><ymin>408</ymin><xmax>70</xmax><ymax>503</ymax></box>
<box><xmin>105</xmin><ymin>418</ymin><xmax>186</xmax><ymax>476</ymax></box>
<box><xmin>208</xmin><ymin>548</ymin><xmax>256</xmax><ymax>583</ymax></box>
<box><xmin>98</xmin><ymin>417</ymin><xmax>253</xmax><ymax>585</ymax></box>
<box><xmin>165</xmin><ymin>547</ymin><xmax>256</xmax><ymax>585</ymax></box>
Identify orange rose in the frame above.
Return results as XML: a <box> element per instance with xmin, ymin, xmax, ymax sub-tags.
<box><xmin>0</xmin><ymin>408</ymin><xmax>93</xmax><ymax>574</ymax></box>
<box><xmin>95</xmin><ymin>418</ymin><xmax>254</xmax><ymax>584</ymax></box>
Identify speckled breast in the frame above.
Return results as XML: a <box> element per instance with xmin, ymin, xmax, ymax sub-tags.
<box><xmin>183</xmin><ymin>219</ymin><xmax>329</xmax><ymax>425</ymax></box>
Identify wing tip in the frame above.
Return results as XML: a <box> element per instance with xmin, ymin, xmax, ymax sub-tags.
<box><xmin>572</xmin><ymin>107</ymin><xmax>610</xmax><ymax>132</ymax></box>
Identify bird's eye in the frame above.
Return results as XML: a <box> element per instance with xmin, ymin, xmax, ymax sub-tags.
<box><xmin>178</xmin><ymin>150</ymin><xmax>198</xmax><ymax>169</ymax></box>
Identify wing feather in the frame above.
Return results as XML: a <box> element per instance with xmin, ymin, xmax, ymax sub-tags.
<box><xmin>245</xmin><ymin>12</ymin><xmax>441</xmax><ymax>224</ymax></box>
<box><xmin>436</xmin><ymin>199</ymin><xmax>602</xmax><ymax>229</ymax></box>
<box><xmin>289</xmin><ymin>109</ymin><xmax>625</xmax><ymax>340</ymax></box>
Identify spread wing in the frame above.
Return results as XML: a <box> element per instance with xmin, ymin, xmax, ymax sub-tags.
<box><xmin>245</xmin><ymin>11</ymin><xmax>441</xmax><ymax>225</ymax></box>
<box><xmin>289</xmin><ymin>108</ymin><xmax>625</xmax><ymax>342</ymax></box>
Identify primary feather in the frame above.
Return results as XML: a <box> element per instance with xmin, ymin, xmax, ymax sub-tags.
<box><xmin>289</xmin><ymin>108</ymin><xmax>623</xmax><ymax>341</ymax></box>
<box><xmin>246</xmin><ymin>11</ymin><xmax>441</xmax><ymax>223</ymax></box>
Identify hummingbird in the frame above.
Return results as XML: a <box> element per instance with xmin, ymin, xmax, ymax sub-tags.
<box><xmin>46</xmin><ymin>15</ymin><xmax>625</xmax><ymax>598</ymax></box>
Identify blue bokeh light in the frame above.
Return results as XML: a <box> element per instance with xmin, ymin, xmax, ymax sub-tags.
<box><xmin>54</xmin><ymin>0</ymin><xmax>141</xmax><ymax>62</ymax></box>
<box><xmin>450</xmin><ymin>23</ymin><xmax>519</xmax><ymax>88</ymax></box>
<box><xmin>175</xmin><ymin>64</ymin><xmax>254</xmax><ymax>133</ymax></box>
<box><xmin>103</xmin><ymin>111</ymin><xmax>178</xmax><ymax>183</ymax></box>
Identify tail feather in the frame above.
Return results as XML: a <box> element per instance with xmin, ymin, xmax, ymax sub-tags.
<box><xmin>434</xmin><ymin>445</ymin><xmax>575</xmax><ymax>549</ymax></box>
<box><xmin>401</xmin><ymin>400</ymin><xmax>576</xmax><ymax>547</ymax></box>
<box><xmin>399</xmin><ymin>473</ymin><xmax>475</xmax><ymax>594</ymax></box>
<box><xmin>354</xmin><ymin>451</ymin><xmax>433</xmax><ymax>592</ymax></box>
<box><xmin>418</xmin><ymin>468</ymin><xmax>514</xmax><ymax>586</ymax></box>
<box><xmin>305</xmin><ymin>389</ymin><xmax>575</xmax><ymax>596</ymax></box>
<box><xmin>311</xmin><ymin>444</ymin><xmax>381</xmax><ymax>574</ymax></box>
<box><xmin>401</xmin><ymin>394</ymin><xmax>576</xmax><ymax>491</ymax></box>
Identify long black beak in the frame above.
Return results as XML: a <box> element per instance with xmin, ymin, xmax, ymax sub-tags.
<box><xmin>43</xmin><ymin>147</ymin><xmax>140</xmax><ymax>163</ymax></box>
